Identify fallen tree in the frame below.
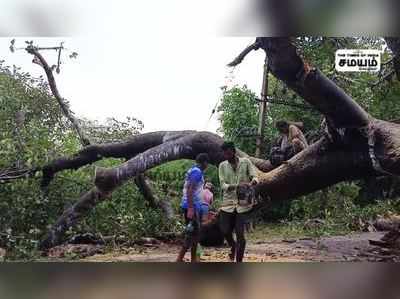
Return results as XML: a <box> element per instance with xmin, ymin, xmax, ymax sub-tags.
<box><xmin>37</xmin><ymin>37</ymin><xmax>400</xmax><ymax>249</ymax></box>
<box><xmin>8</xmin><ymin>41</ymin><xmax>182</xmax><ymax>222</ymax></box>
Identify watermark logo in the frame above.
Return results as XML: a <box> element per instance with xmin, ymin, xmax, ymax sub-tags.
<box><xmin>335</xmin><ymin>49</ymin><xmax>381</xmax><ymax>72</ymax></box>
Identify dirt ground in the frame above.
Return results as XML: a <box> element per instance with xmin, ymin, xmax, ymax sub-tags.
<box><xmin>79</xmin><ymin>231</ymin><xmax>389</xmax><ymax>262</ymax></box>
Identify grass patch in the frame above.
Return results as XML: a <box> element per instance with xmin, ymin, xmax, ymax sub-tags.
<box><xmin>248</xmin><ymin>220</ymin><xmax>353</xmax><ymax>242</ymax></box>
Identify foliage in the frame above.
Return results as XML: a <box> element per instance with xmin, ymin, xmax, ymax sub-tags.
<box><xmin>274</xmin><ymin>182</ymin><xmax>400</xmax><ymax>237</ymax></box>
<box><xmin>217</xmin><ymin>85</ymin><xmax>259</xmax><ymax>155</ymax></box>
<box><xmin>218</xmin><ymin>82</ymin><xmax>321</xmax><ymax>159</ymax></box>
<box><xmin>253</xmin><ymin>188</ymin><xmax>400</xmax><ymax>240</ymax></box>
<box><xmin>0</xmin><ymin>61</ymin><xmax>76</xmax><ymax>259</ymax></box>
<box><xmin>0</xmin><ymin>62</ymin><xmax>172</xmax><ymax>260</ymax></box>
<box><xmin>81</xmin><ymin>117</ymin><xmax>144</xmax><ymax>144</ymax></box>
<box><xmin>0</xmin><ymin>61</ymin><xmax>71</xmax><ymax>169</ymax></box>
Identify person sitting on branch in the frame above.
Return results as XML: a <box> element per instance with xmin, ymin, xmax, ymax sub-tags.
<box><xmin>270</xmin><ymin>120</ymin><xmax>308</xmax><ymax>166</ymax></box>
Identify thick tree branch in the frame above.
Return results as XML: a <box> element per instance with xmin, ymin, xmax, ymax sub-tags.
<box><xmin>40</xmin><ymin>130</ymin><xmax>273</xmax><ymax>187</ymax></box>
<box><xmin>26</xmin><ymin>45</ymin><xmax>90</xmax><ymax>146</ymax></box>
<box><xmin>385</xmin><ymin>37</ymin><xmax>400</xmax><ymax>81</ymax></box>
<box><xmin>256</xmin><ymin>138</ymin><xmax>374</xmax><ymax>200</ymax></box>
<box><xmin>371</xmin><ymin>119</ymin><xmax>400</xmax><ymax>175</ymax></box>
<box><xmin>227</xmin><ymin>39</ymin><xmax>261</xmax><ymax>67</ymax></box>
<box><xmin>39</xmin><ymin>187</ymin><xmax>105</xmax><ymax>250</ymax></box>
<box><xmin>40</xmin><ymin>131</ymin><xmax>274</xmax><ymax>248</ymax></box>
<box><xmin>134</xmin><ymin>174</ymin><xmax>158</xmax><ymax>209</ymax></box>
<box><xmin>134</xmin><ymin>174</ymin><xmax>175</xmax><ymax>220</ymax></box>
<box><xmin>93</xmin><ymin>132</ymin><xmax>225</xmax><ymax>193</ymax></box>
<box><xmin>39</xmin><ymin>132</ymin><xmax>222</xmax><ymax>248</ymax></box>
<box><xmin>257</xmin><ymin>37</ymin><xmax>370</xmax><ymax>130</ymax></box>
<box><xmin>229</xmin><ymin>38</ymin><xmax>370</xmax><ymax>130</ymax></box>
<box><xmin>40</xmin><ymin>130</ymin><xmax>196</xmax><ymax>187</ymax></box>
<box><xmin>0</xmin><ymin>167</ymin><xmax>39</xmax><ymax>183</ymax></box>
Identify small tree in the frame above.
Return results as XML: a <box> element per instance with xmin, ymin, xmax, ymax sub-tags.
<box><xmin>218</xmin><ymin>85</ymin><xmax>259</xmax><ymax>154</ymax></box>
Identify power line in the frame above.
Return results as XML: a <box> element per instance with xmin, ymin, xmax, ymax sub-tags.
<box><xmin>204</xmin><ymin>66</ymin><xmax>237</xmax><ymax>129</ymax></box>
<box><xmin>254</xmin><ymin>96</ymin><xmax>315</xmax><ymax>110</ymax></box>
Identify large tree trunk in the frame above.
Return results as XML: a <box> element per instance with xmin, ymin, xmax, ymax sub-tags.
<box><xmin>40</xmin><ymin>37</ymin><xmax>400</xmax><ymax>249</ymax></box>
<box><xmin>385</xmin><ymin>37</ymin><xmax>400</xmax><ymax>80</ymax></box>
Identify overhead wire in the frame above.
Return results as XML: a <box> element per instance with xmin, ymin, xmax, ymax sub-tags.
<box><xmin>204</xmin><ymin>65</ymin><xmax>237</xmax><ymax>130</ymax></box>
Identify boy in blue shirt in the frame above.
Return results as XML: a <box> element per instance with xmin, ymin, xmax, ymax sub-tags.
<box><xmin>176</xmin><ymin>153</ymin><xmax>210</xmax><ymax>262</ymax></box>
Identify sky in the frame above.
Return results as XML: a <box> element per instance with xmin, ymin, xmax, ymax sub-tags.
<box><xmin>0</xmin><ymin>1</ymin><xmax>267</xmax><ymax>134</ymax></box>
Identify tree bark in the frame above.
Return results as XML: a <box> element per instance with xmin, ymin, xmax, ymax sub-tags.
<box><xmin>40</xmin><ymin>130</ymin><xmax>196</xmax><ymax>187</ymax></box>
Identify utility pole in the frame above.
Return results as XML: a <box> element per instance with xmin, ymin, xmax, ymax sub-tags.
<box><xmin>255</xmin><ymin>56</ymin><xmax>269</xmax><ymax>158</ymax></box>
